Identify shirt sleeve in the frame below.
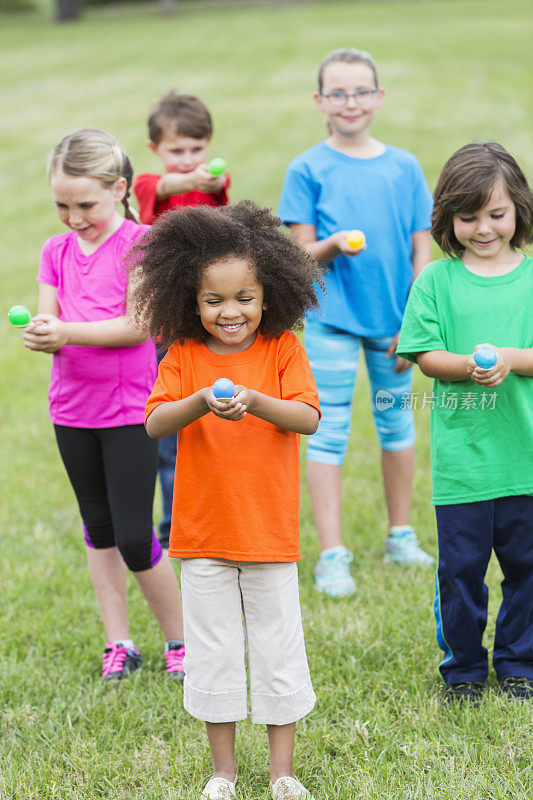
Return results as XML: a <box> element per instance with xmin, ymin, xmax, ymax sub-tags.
<box><xmin>278</xmin><ymin>333</ymin><xmax>321</xmax><ymax>416</ymax></box>
<box><xmin>145</xmin><ymin>342</ymin><xmax>182</xmax><ymax>424</ymax></box>
<box><xmin>396</xmin><ymin>279</ymin><xmax>446</xmax><ymax>363</ymax></box>
<box><xmin>214</xmin><ymin>173</ymin><xmax>231</xmax><ymax>206</ymax></box>
<box><xmin>133</xmin><ymin>174</ymin><xmax>160</xmax><ymax>225</ymax></box>
<box><xmin>37</xmin><ymin>237</ymin><xmax>59</xmax><ymax>287</ymax></box>
<box><xmin>410</xmin><ymin>158</ymin><xmax>433</xmax><ymax>233</ymax></box>
<box><xmin>277</xmin><ymin>160</ymin><xmax>318</xmax><ymax>227</ymax></box>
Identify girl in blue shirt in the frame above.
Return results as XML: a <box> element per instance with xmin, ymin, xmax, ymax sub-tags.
<box><xmin>278</xmin><ymin>48</ymin><xmax>434</xmax><ymax>597</ymax></box>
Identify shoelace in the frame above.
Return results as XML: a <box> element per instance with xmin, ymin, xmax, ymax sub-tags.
<box><xmin>398</xmin><ymin>531</ymin><xmax>417</xmax><ymax>546</ymax></box>
<box><xmin>164</xmin><ymin>645</ymin><xmax>185</xmax><ymax>674</ymax></box>
<box><xmin>102</xmin><ymin>644</ymin><xmax>129</xmax><ymax>677</ymax></box>
<box><xmin>322</xmin><ymin>548</ymin><xmax>353</xmax><ymax>566</ymax></box>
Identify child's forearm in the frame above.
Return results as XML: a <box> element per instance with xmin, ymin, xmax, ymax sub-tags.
<box><xmin>146</xmin><ymin>390</ymin><xmax>209</xmax><ymax>438</ymax></box>
<box><xmin>418</xmin><ymin>347</ymin><xmax>533</xmax><ymax>383</ymax></box>
<box><xmin>23</xmin><ymin>314</ymin><xmax>148</xmax><ymax>352</ymax></box>
<box><xmin>504</xmin><ymin>347</ymin><xmax>533</xmax><ymax>376</ymax></box>
<box><xmin>247</xmin><ymin>392</ymin><xmax>319</xmax><ymax>434</ymax></box>
<box><xmin>156</xmin><ymin>173</ymin><xmax>196</xmax><ymax>199</ymax></box>
<box><xmin>416</xmin><ymin>350</ymin><xmax>473</xmax><ymax>382</ymax></box>
<box><xmin>290</xmin><ymin>223</ymin><xmax>363</xmax><ymax>265</ymax></box>
<box><xmin>304</xmin><ymin>238</ymin><xmax>342</xmax><ymax>266</ymax></box>
<box><xmin>64</xmin><ymin>316</ymin><xmax>148</xmax><ymax>347</ymax></box>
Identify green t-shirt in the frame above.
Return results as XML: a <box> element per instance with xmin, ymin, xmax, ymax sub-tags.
<box><xmin>397</xmin><ymin>257</ymin><xmax>533</xmax><ymax>505</ymax></box>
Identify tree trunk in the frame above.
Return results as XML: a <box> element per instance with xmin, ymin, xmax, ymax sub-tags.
<box><xmin>55</xmin><ymin>0</ymin><xmax>80</xmax><ymax>21</ymax></box>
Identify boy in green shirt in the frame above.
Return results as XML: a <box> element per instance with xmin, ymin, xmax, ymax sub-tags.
<box><xmin>398</xmin><ymin>142</ymin><xmax>533</xmax><ymax>704</ymax></box>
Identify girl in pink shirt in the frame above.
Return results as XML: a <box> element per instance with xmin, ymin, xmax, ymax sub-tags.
<box><xmin>23</xmin><ymin>128</ymin><xmax>184</xmax><ymax>681</ymax></box>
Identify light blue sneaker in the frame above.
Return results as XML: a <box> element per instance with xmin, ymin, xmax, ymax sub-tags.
<box><xmin>315</xmin><ymin>546</ymin><xmax>356</xmax><ymax>597</ymax></box>
<box><xmin>384</xmin><ymin>526</ymin><xmax>435</xmax><ymax>566</ymax></box>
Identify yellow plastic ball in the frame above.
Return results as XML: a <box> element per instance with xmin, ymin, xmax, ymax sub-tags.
<box><xmin>346</xmin><ymin>230</ymin><xmax>366</xmax><ymax>250</ymax></box>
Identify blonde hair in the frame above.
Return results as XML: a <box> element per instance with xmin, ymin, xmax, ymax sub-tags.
<box><xmin>48</xmin><ymin>128</ymin><xmax>139</xmax><ymax>222</ymax></box>
<box><xmin>317</xmin><ymin>48</ymin><xmax>379</xmax><ymax>92</ymax></box>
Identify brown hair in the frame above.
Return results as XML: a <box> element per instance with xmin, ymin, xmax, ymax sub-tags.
<box><xmin>147</xmin><ymin>91</ymin><xmax>213</xmax><ymax>144</ymax></box>
<box><xmin>432</xmin><ymin>142</ymin><xmax>533</xmax><ymax>257</ymax></box>
<box><xmin>48</xmin><ymin>128</ymin><xmax>139</xmax><ymax>222</ymax></box>
<box><xmin>317</xmin><ymin>48</ymin><xmax>379</xmax><ymax>92</ymax></box>
<box><xmin>126</xmin><ymin>201</ymin><xmax>324</xmax><ymax>348</ymax></box>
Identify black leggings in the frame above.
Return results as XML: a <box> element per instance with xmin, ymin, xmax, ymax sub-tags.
<box><xmin>54</xmin><ymin>424</ymin><xmax>161</xmax><ymax>572</ymax></box>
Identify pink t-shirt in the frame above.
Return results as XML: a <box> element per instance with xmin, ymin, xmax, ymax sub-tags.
<box><xmin>37</xmin><ymin>219</ymin><xmax>157</xmax><ymax>428</ymax></box>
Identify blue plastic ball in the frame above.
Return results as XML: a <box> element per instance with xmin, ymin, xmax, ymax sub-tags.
<box><xmin>474</xmin><ymin>346</ymin><xmax>497</xmax><ymax>369</ymax></box>
<box><xmin>212</xmin><ymin>377</ymin><xmax>235</xmax><ymax>401</ymax></box>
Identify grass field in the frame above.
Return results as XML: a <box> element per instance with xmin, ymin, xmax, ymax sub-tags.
<box><xmin>1</xmin><ymin>1</ymin><xmax>532</xmax><ymax>798</ymax></box>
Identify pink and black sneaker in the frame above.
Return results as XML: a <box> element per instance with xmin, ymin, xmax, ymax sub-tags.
<box><xmin>102</xmin><ymin>641</ymin><xmax>142</xmax><ymax>681</ymax></box>
<box><xmin>164</xmin><ymin>640</ymin><xmax>185</xmax><ymax>681</ymax></box>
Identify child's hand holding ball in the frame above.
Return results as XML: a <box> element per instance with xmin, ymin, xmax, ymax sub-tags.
<box><xmin>208</xmin><ymin>378</ymin><xmax>247</xmax><ymax>420</ymax></box>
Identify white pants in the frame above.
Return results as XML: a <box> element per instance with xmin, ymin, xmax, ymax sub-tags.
<box><xmin>181</xmin><ymin>559</ymin><xmax>316</xmax><ymax>724</ymax></box>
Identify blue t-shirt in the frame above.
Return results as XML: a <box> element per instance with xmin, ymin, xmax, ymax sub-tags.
<box><xmin>277</xmin><ymin>142</ymin><xmax>433</xmax><ymax>337</ymax></box>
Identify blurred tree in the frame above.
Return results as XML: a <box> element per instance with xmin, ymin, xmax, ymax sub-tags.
<box><xmin>55</xmin><ymin>0</ymin><xmax>80</xmax><ymax>19</ymax></box>
<box><xmin>0</xmin><ymin>0</ymin><xmax>36</xmax><ymax>10</ymax></box>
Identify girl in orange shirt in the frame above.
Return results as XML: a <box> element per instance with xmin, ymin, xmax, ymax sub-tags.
<box><xmin>128</xmin><ymin>201</ymin><xmax>323</xmax><ymax>800</ymax></box>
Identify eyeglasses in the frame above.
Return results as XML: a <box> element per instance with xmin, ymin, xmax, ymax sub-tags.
<box><xmin>320</xmin><ymin>89</ymin><xmax>378</xmax><ymax>107</ymax></box>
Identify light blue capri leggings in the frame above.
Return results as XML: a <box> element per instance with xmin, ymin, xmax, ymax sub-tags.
<box><xmin>305</xmin><ymin>319</ymin><xmax>415</xmax><ymax>466</ymax></box>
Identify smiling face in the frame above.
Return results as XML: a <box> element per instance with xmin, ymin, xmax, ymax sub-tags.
<box><xmin>453</xmin><ymin>183</ymin><xmax>517</xmax><ymax>267</ymax></box>
<box><xmin>196</xmin><ymin>258</ymin><xmax>265</xmax><ymax>354</ymax></box>
<box><xmin>315</xmin><ymin>61</ymin><xmax>383</xmax><ymax>140</ymax></box>
<box><xmin>50</xmin><ymin>171</ymin><xmax>125</xmax><ymax>248</ymax></box>
<box><xmin>148</xmin><ymin>131</ymin><xmax>210</xmax><ymax>174</ymax></box>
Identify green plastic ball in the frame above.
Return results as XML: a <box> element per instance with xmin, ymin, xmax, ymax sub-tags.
<box><xmin>209</xmin><ymin>157</ymin><xmax>227</xmax><ymax>176</ymax></box>
<box><xmin>8</xmin><ymin>305</ymin><xmax>31</xmax><ymax>327</ymax></box>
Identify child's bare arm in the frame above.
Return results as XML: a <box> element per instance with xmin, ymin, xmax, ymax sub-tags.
<box><xmin>23</xmin><ymin>282</ymin><xmax>148</xmax><ymax>353</ymax></box>
<box><xmin>417</xmin><ymin>347</ymin><xmax>533</xmax><ymax>387</ymax></box>
<box><xmin>233</xmin><ymin>386</ymin><xmax>319</xmax><ymax>434</ymax></box>
<box><xmin>146</xmin><ymin>390</ymin><xmax>211</xmax><ymax>438</ymax></box>
<box><xmin>505</xmin><ymin>347</ymin><xmax>533</xmax><ymax>376</ymax></box>
<box><xmin>411</xmin><ymin>230</ymin><xmax>432</xmax><ymax>279</ymax></box>
<box><xmin>417</xmin><ymin>350</ymin><xmax>475</xmax><ymax>382</ymax></box>
<box><xmin>469</xmin><ymin>346</ymin><xmax>533</xmax><ymax>387</ymax></box>
<box><xmin>38</xmin><ymin>282</ymin><xmax>60</xmax><ymax>316</ymax></box>
<box><xmin>24</xmin><ymin>315</ymin><xmax>148</xmax><ymax>351</ymax></box>
<box><xmin>156</xmin><ymin>166</ymin><xmax>226</xmax><ymax>199</ymax></box>
<box><xmin>289</xmin><ymin>222</ymin><xmax>365</xmax><ymax>263</ymax></box>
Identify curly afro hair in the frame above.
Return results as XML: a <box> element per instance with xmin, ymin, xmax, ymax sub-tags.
<box><xmin>126</xmin><ymin>200</ymin><xmax>324</xmax><ymax>348</ymax></box>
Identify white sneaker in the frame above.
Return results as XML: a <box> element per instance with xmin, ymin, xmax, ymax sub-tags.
<box><xmin>384</xmin><ymin>527</ymin><xmax>435</xmax><ymax>567</ymax></box>
<box><xmin>270</xmin><ymin>776</ymin><xmax>315</xmax><ymax>799</ymax></box>
<box><xmin>200</xmin><ymin>775</ymin><xmax>237</xmax><ymax>799</ymax></box>
<box><xmin>314</xmin><ymin>545</ymin><xmax>356</xmax><ymax>597</ymax></box>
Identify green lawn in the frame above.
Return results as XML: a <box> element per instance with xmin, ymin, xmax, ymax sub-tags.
<box><xmin>1</xmin><ymin>1</ymin><xmax>532</xmax><ymax>798</ymax></box>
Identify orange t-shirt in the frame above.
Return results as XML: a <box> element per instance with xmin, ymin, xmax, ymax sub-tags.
<box><xmin>145</xmin><ymin>331</ymin><xmax>320</xmax><ymax>562</ymax></box>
